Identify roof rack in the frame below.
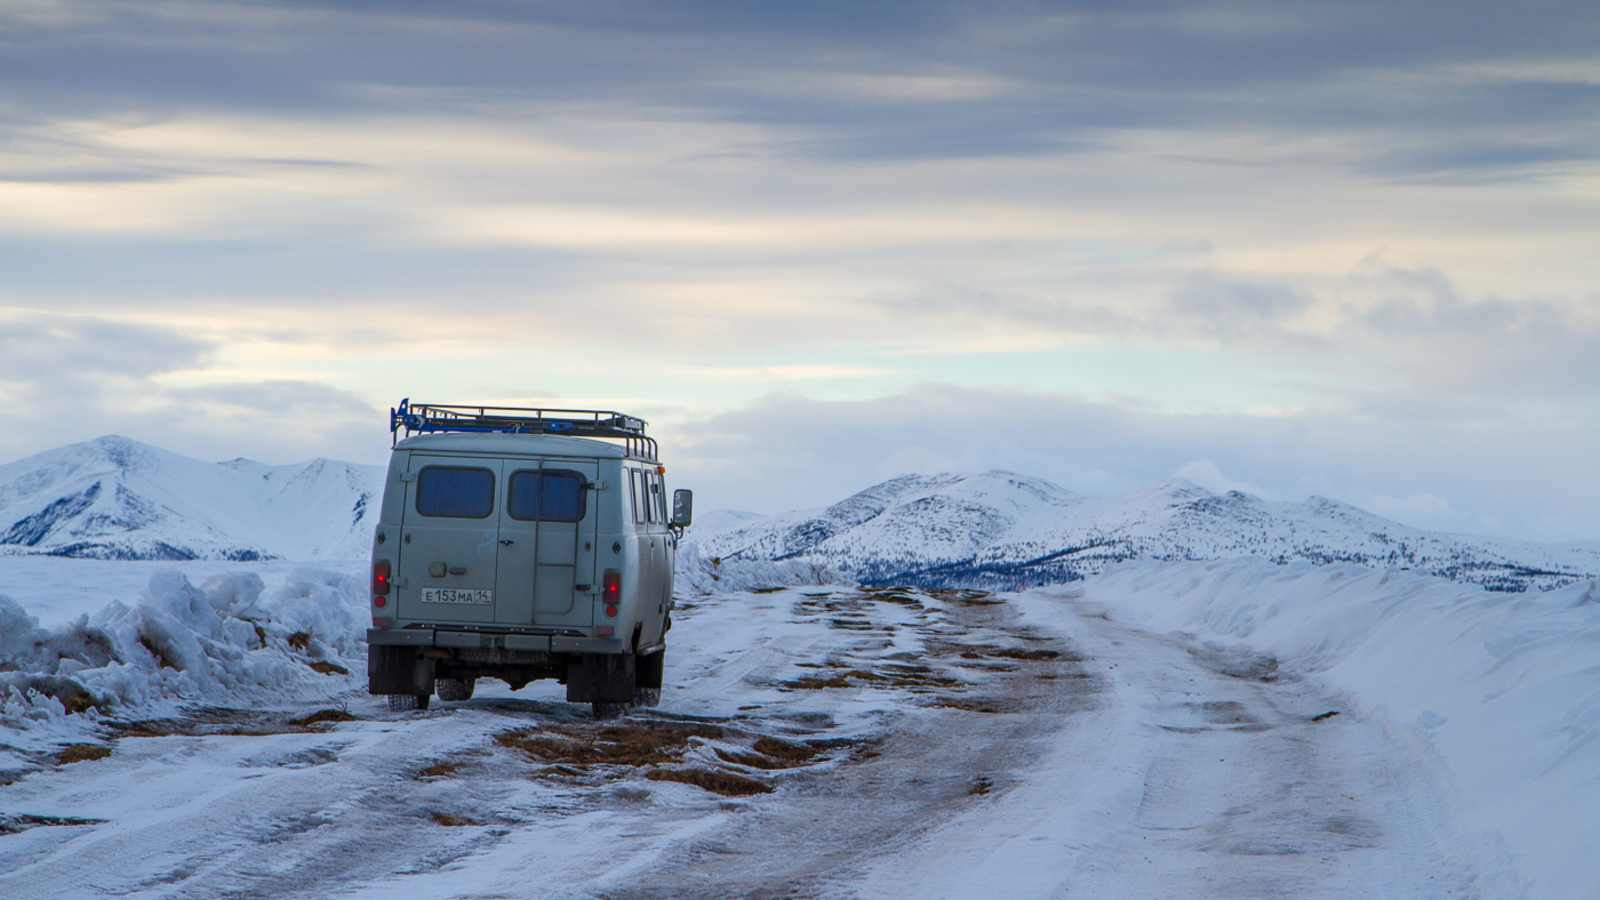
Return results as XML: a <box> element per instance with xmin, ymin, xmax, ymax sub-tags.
<box><xmin>390</xmin><ymin>398</ymin><xmax>657</xmax><ymax>461</ymax></box>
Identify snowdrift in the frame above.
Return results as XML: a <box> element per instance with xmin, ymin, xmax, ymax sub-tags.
<box><xmin>0</xmin><ymin>568</ymin><xmax>366</xmax><ymax>751</ymax></box>
<box><xmin>674</xmin><ymin>540</ymin><xmax>840</xmax><ymax>594</ymax></box>
<box><xmin>1081</xmin><ymin>559</ymin><xmax>1600</xmax><ymax>900</ymax></box>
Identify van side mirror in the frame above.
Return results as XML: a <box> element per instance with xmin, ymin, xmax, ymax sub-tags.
<box><xmin>671</xmin><ymin>489</ymin><xmax>693</xmax><ymax>528</ymax></box>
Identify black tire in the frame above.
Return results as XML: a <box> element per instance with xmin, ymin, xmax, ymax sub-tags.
<box><xmin>386</xmin><ymin>693</ymin><xmax>430</xmax><ymax>712</ymax></box>
<box><xmin>435</xmin><ymin>677</ymin><xmax>475</xmax><ymax>702</ymax></box>
<box><xmin>591</xmin><ymin>701</ymin><xmax>628</xmax><ymax>720</ymax></box>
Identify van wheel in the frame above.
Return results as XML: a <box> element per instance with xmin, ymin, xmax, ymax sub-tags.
<box><xmin>591</xmin><ymin>701</ymin><xmax>628</xmax><ymax>720</ymax></box>
<box><xmin>386</xmin><ymin>693</ymin><xmax>431</xmax><ymax>712</ymax></box>
<box><xmin>436</xmin><ymin>677</ymin><xmax>475</xmax><ymax>702</ymax></box>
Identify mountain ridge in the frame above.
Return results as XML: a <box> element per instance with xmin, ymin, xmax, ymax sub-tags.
<box><xmin>695</xmin><ymin>470</ymin><xmax>1599</xmax><ymax>593</ymax></box>
<box><xmin>0</xmin><ymin>435</ymin><xmax>383</xmax><ymax>561</ymax></box>
<box><xmin>5</xmin><ymin>437</ymin><xmax>1596</xmax><ymax>590</ymax></box>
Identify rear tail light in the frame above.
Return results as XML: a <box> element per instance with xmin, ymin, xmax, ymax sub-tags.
<box><xmin>603</xmin><ymin>569</ymin><xmax>620</xmax><ymax>618</ymax></box>
<box><xmin>372</xmin><ymin>560</ymin><xmax>391</xmax><ymax>595</ymax></box>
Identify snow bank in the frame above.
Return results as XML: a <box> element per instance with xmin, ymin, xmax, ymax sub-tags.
<box><xmin>674</xmin><ymin>540</ymin><xmax>840</xmax><ymax>594</ymax></box>
<box><xmin>0</xmin><ymin>567</ymin><xmax>366</xmax><ymax>749</ymax></box>
<box><xmin>1082</xmin><ymin>558</ymin><xmax>1600</xmax><ymax>900</ymax></box>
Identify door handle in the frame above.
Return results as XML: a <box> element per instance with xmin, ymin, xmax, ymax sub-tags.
<box><xmin>499</xmin><ymin>539</ymin><xmax>515</xmax><ymax>546</ymax></box>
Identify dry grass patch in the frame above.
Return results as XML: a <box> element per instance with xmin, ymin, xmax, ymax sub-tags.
<box><xmin>991</xmin><ymin>647</ymin><xmax>1062</xmax><ymax>661</ymax></box>
<box><xmin>969</xmin><ymin>776</ymin><xmax>993</xmax><ymax>796</ymax></box>
<box><xmin>784</xmin><ymin>665</ymin><xmax>960</xmax><ymax>691</ymax></box>
<box><xmin>495</xmin><ymin>721</ymin><xmax>725</xmax><ymax>768</ymax></box>
<box><xmin>416</xmin><ymin>761</ymin><xmax>462</xmax><ymax>779</ymax></box>
<box><xmin>783</xmin><ymin>672</ymin><xmax>854</xmax><ymax>690</ymax></box>
<box><xmin>863</xmin><ymin>592</ymin><xmax>924</xmax><ymax>608</ymax></box>
<box><xmin>646</xmin><ymin>767</ymin><xmax>773</xmax><ymax>797</ymax></box>
<box><xmin>933</xmin><ymin>696</ymin><xmax>1021</xmax><ymax>714</ymax></box>
<box><xmin>930</xmin><ymin>640</ymin><xmax>1076</xmax><ymax>663</ymax></box>
<box><xmin>306</xmin><ymin>660</ymin><xmax>349</xmax><ymax>676</ymax></box>
<box><xmin>56</xmin><ymin>744</ymin><xmax>111</xmax><ymax>765</ymax></box>
<box><xmin>714</xmin><ymin>736</ymin><xmax>822</xmax><ymax>771</ymax></box>
<box><xmin>286</xmin><ymin>631</ymin><xmax>312</xmax><ymax>651</ymax></box>
<box><xmin>0</xmin><ymin>814</ymin><xmax>107</xmax><ymax>835</ymax></box>
<box><xmin>429</xmin><ymin>812</ymin><xmax>480</xmax><ymax>827</ymax></box>
<box><xmin>290</xmin><ymin>708</ymin><xmax>356</xmax><ymax>728</ymax></box>
<box><xmin>753</xmin><ymin>736</ymin><xmax>820</xmax><ymax>765</ymax></box>
<box><xmin>828</xmin><ymin>617</ymin><xmax>880</xmax><ymax>631</ymax></box>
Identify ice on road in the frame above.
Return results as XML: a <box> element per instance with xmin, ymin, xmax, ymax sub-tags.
<box><xmin>0</xmin><ymin>580</ymin><xmax>1509</xmax><ymax>898</ymax></box>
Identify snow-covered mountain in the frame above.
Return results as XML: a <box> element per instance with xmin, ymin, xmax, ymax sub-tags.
<box><xmin>696</xmin><ymin>471</ymin><xmax>1600</xmax><ymax>593</ymax></box>
<box><xmin>0</xmin><ymin>436</ymin><xmax>383</xmax><ymax>561</ymax></box>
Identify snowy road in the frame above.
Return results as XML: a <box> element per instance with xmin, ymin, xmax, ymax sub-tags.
<box><xmin>860</xmin><ymin>591</ymin><xmax>1506</xmax><ymax>898</ymax></box>
<box><xmin>0</xmin><ymin>584</ymin><xmax>1496</xmax><ymax>898</ymax></box>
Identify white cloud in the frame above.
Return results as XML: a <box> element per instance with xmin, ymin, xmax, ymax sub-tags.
<box><xmin>1174</xmin><ymin>460</ymin><xmax>1273</xmax><ymax>499</ymax></box>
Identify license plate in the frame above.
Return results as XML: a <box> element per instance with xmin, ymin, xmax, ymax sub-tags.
<box><xmin>421</xmin><ymin>588</ymin><xmax>493</xmax><ymax>605</ymax></box>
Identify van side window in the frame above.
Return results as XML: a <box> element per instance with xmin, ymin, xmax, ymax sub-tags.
<box><xmin>508</xmin><ymin>469</ymin><xmax>587</xmax><ymax>522</ymax></box>
<box><xmin>416</xmin><ymin>466</ymin><xmax>495</xmax><ymax>518</ymax></box>
<box><xmin>629</xmin><ymin>469</ymin><xmax>644</xmax><ymax>524</ymax></box>
<box><xmin>643</xmin><ymin>471</ymin><xmax>659</xmax><ymax>524</ymax></box>
<box><xmin>652</xmin><ymin>473</ymin><xmax>668</xmax><ymax>522</ymax></box>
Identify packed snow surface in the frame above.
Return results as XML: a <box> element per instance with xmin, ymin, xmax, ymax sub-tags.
<box><xmin>1079</xmin><ymin>558</ymin><xmax>1600</xmax><ymax>900</ymax></box>
<box><xmin>1</xmin><ymin>556</ymin><xmax>1595</xmax><ymax>896</ymax></box>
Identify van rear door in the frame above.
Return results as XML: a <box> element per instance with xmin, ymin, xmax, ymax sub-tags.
<box><xmin>496</xmin><ymin>460</ymin><xmax>598</xmax><ymax>630</ymax></box>
<box><xmin>397</xmin><ymin>455</ymin><xmax>503</xmax><ymax>626</ymax></box>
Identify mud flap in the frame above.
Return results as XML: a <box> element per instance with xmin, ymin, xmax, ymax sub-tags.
<box><xmin>637</xmin><ymin>648</ymin><xmax>664</xmax><ymax>690</ymax></box>
<box><xmin>566</xmin><ymin>653</ymin><xmax>636</xmax><ymax>704</ymax></box>
<box><xmin>369</xmin><ymin>646</ymin><xmax>435</xmax><ymax>696</ymax></box>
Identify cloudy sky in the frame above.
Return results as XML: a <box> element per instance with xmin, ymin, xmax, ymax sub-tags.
<box><xmin>2</xmin><ymin>1</ymin><xmax>1597</xmax><ymax>539</ymax></box>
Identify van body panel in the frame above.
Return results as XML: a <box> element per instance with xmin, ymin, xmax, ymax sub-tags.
<box><xmin>491</xmin><ymin>489</ymin><xmax>536</xmax><ymax>626</ymax></box>
<box><xmin>397</xmin><ymin>454</ymin><xmax>502</xmax><ymax>626</ymax></box>
<box><xmin>501</xmin><ymin>459</ymin><xmax>598</xmax><ymax>630</ymax></box>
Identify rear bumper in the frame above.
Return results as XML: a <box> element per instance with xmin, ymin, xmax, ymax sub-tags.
<box><xmin>367</xmin><ymin>627</ymin><xmax>624</xmax><ymax>655</ymax></box>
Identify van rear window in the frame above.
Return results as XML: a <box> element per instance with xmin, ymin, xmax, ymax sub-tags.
<box><xmin>415</xmin><ymin>466</ymin><xmax>495</xmax><ymax>518</ymax></box>
<box><xmin>509</xmin><ymin>469</ymin><xmax>586</xmax><ymax>522</ymax></box>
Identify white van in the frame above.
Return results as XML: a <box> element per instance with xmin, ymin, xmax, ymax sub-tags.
<box><xmin>367</xmin><ymin>401</ymin><xmax>691</xmax><ymax>717</ymax></box>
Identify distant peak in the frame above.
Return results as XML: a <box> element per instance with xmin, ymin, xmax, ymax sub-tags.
<box><xmin>1151</xmin><ymin>477</ymin><xmax>1211</xmax><ymax>496</ymax></box>
<box><xmin>84</xmin><ymin>434</ymin><xmax>153</xmax><ymax>472</ymax></box>
<box><xmin>218</xmin><ymin>456</ymin><xmax>264</xmax><ymax>468</ymax></box>
<box><xmin>977</xmin><ymin>468</ymin><xmax>1028</xmax><ymax>479</ymax></box>
<box><xmin>1305</xmin><ymin>494</ymin><xmax>1352</xmax><ymax>511</ymax></box>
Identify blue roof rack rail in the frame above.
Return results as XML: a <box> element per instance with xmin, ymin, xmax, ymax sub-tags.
<box><xmin>390</xmin><ymin>398</ymin><xmax>658</xmax><ymax>461</ymax></box>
